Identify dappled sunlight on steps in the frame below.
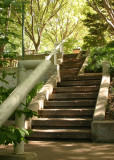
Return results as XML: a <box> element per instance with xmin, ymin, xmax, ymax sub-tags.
<box><xmin>27</xmin><ymin>54</ymin><xmax>102</xmax><ymax>141</ymax></box>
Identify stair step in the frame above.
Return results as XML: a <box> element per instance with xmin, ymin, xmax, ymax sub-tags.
<box><xmin>62</xmin><ymin>59</ymin><xmax>84</xmax><ymax>64</ymax></box>
<box><xmin>60</xmin><ymin>63</ymin><xmax>82</xmax><ymax>70</ymax></box>
<box><xmin>27</xmin><ymin>55</ymin><xmax>101</xmax><ymax>142</ymax></box>
<box><xmin>53</xmin><ymin>86</ymin><xmax>100</xmax><ymax>93</ymax></box>
<box><xmin>49</xmin><ymin>92</ymin><xmax>98</xmax><ymax>100</ymax></box>
<box><xmin>60</xmin><ymin>72</ymin><xmax>79</xmax><ymax>77</ymax></box>
<box><xmin>27</xmin><ymin>128</ymin><xmax>92</xmax><ymax>140</ymax></box>
<box><xmin>63</xmin><ymin>58</ymin><xmax>84</xmax><ymax>63</ymax></box>
<box><xmin>60</xmin><ymin>68</ymin><xmax>79</xmax><ymax>73</ymax></box>
<box><xmin>44</xmin><ymin>106</ymin><xmax>95</xmax><ymax>109</ymax></box>
<box><xmin>32</xmin><ymin>118</ymin><xmax>92</xmax><ymax>127</ymax></box>
<box><xmin>44</xmin><ymin>104</ymin><xmax>96</xmax><ymax>109</ymax></box>
<box><xmin>60</xmin><ymin>72</ymin><xmax>79</xmax><ymax>76</ymax></box>
<box><xmin>63</xmin><ymin>54</ymin><xmax>78</xmax><ymax>59</ymax></box>
<box><xmin>44</xmin><ymin>100</ymin><xmax>96</xmax><ymax>107</ymax></box>
<box><xmin>61</xmin><ymin>74</ymin><xmax>102</xmax><ymax>81</ymax></box>
<box><xmin>57</xmin><ymin>80</ymin><xmax>101</xmax><ymax>87</ymax></box>
<box><xmin>38</xmin><ymin>109</ymin><xmax>94</xmax><ymax>118</ymax></box>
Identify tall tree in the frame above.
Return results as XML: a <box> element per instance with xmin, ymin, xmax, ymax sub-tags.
<box><xmin>0</xmin><ymin>0</ymin><xmax>21</xmax><ymax>55</ymax></box>
<box><xmin>43</xmin><ymin>0</ymin><xmax>86</xmax><ymax>47</ymax></box>
<box><xmin>0</xmin><ymin>0</ymin><xmax>12</xmax><ymax>53</ymax></box>
<box><xmin>44</xmin><ymin>13</ymin><xmax>80</xmax><ymax>44</ymax></box>
<box><xmin>87</xmin><ymin>0</ymin><xmax>114</xmax><ymax>32</ymax></box>
<box><xmin>0</xmin><ymin>0</ymin><xmax>24</xmax><ymax>68</ymax></box>
<box><xmin>13</xmin><ymin>0</ymin><xmax>67</xmax><ymax>52</ymax></box>
<box><xmin>82</xmin><ymin>12</ymin><xmax>108</xmax><ymax>50</ymax></box>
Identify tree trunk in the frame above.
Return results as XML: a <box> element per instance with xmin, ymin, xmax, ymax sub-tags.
<box><xmin>34</xmin><ymin>41</ymin><xmax>40</xmax><ymax>53</ymax></box>
<box><xmin>0</xmin><ymin>46</ymin><xmax>5</xmax><ymax>54</ymax></box>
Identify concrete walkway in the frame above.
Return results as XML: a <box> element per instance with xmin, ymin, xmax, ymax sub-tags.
<box><xmin>0</xmin><ymin>141</ymin><xmax>114</xmax><ymax>160</ymax></box>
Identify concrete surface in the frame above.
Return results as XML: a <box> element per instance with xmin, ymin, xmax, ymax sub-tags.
<box><xmin>0</xmin><ymin>152</ymin><xmax>37</xmax><ymax>160</ymax></box>
<box><xmin>0</xmin><ymin>141</ymin><xmax>114</xmax><ymax>160</ymax></box>
<box><xmin>93</xmin><ymin>73</ymin><xmax>110</xmax><ymax>121</ymax></box>
<box><xmin>92</xmin><ymin>121</ymin><xmax>114</xmax><ymax>142</ymax></box>
<box><xmin>0</xmin><ymin>67</ymin><xmax>17</xmax><ymax>89</ymax></box>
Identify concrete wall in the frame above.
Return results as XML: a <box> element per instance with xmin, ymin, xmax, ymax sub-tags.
<box><xmin>0</xmin><ymin>67</ymin><xmax>17</xmax><ymax>89</ymax></box>
<box><xmin>92</xmin><ymin>121</ymin><xmax>114</xmax><ymax>142</ymax></box>
<box><xmin>0</xmin><ymin>62</ymin><xmax>57</xmax><ymax>89</ymax></box>
<box><xmin>17</xmin><ymin>54</ymin><xmax>49</xmax><ymax>61</ymax></box>
<box><xmin>91</xmin><ymin>61</ymin><xmax>113</xmax><ymax>143</ymax></box>
<box><xmin>17</xmin><ymin>52</ymin><xmax>62</xmax><ymax>64</ymax></box>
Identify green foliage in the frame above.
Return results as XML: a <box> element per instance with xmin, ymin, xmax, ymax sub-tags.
<box><xmin>63</xmin><ymin>38</ymin><xmax>78</xmax><ymax>54</ymax></box>
<box><xmin>86</xmin><ymin>0</ymin><xmax>113</xmax><ymax>34</ymax></box>
<box><xmin>0</xmin><ymin>87</ymin><xmax>13</xmax><ymax>105</ymax></box>
<box><xmin>0</xmin><ymin>80</ymin><xmax>42</xmax><ymax>147</ymax></box>
<box><xmin>0</xmin><ymin>70</ymin><xmax>16</xmax><ymax>104</ymax></box>
<box><xmin>0</xmin><ymin>71</ymin><xmax>43</xmax><ymax>120</ymax></box>
<box><xmin>85</xmin><ymin>41</ymin><xmax>114</xmax><ymax>74</ymax></box>
<box><xmin>0</xmin><ymin>0</ymin><xmax>18</xmax><ymax>50</ymax></box>
<box><xmin>106</xmin><ymin>79</ymin><xmax>114</xmax><ymax>120</ymax></box>
<box><xmin>0</xmin><ymin>79</ymin><xmax>42</xmax><ymax>147</ymax></box>
<box><xmin>82</xmin><ymin>12</ymin><xmax>108</xmax><ymax>50</ymax></box>
<box><xmin>17</xmin><ymin>107</ymin><xmax>39</xmax><ymax>119</ymax></box>
<box><xmin>0</xmin><ymin>51</ymin><xmax>17</xmax><ymax>68</ymax></box>
<box><xmin>0</xmin><ymin>0</ymin><xmax>28</xmax><ymax>61</ymax></box>
<box><xmin>26</xmin><ymin>81</ymin><xmax>44</xmax><ymax>106</ymax></box>
<box><xmin>0</xmin><ymin>80</ymin><xmax>43</xmax><ymax>147</ymax></box>
<box><xmin>106</xmin><ymin>41</ymin><xmax>114</xmax><ymax>48</ymax></box>
<box><xmin>0</xmin><ymin>125</ymin><xmax>32</xmax><ymax>147</ymax></box>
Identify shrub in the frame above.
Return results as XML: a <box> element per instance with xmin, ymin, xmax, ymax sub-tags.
<box><xmin>84</xmin><ymin>41</ymin><xmax>114</xmax><ymax>74</ymax></box>
<box><xmin>0</xmin><ymin>125</ymin><xmax>32</xmax><ymax>147</ymax></box>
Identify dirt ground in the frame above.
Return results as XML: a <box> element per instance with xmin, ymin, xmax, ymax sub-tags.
<box><xmin>0</xmin><ymin>141</ymin><xmax>114</xmax><ymax>160</ymax></box>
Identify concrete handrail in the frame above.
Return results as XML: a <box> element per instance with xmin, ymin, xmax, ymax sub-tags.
<box><xmin>0</xmin><ymin>60</ymin><xmax>51</xmax><ymax>127</ymax></box>
<box><xmin>28</xmin><ymin>59</ymin><xmax>63</xmax><ymax>116</ymax></box>
<box><xmin>45</xmin><ymin>44</ymin><xmax>60</xmax><ymax>61</ymax></box>
<box><xmin>45</xmin><ymin>41</ymin><xmax>64</xmax><ymax>64</ymax></box>
<box><xmin>93</xmin><ymin>61</ymin><xmax>110</xmax><ymax>120</ymax></box>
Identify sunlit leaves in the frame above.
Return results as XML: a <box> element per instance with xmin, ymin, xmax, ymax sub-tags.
<box><xmin>42</xmin><ymin>0</ymin><xmax>87</xmax><ymax>52</ymax></box>
<box><xmin>84</xmin><ymin>41</ymin><xmax>114</xmax><ymax>73</ymax></box>
<box><xmin>16</xmin><ymin>107</ymin><xmax>39</xmax><ymax>119</ymax></box>
<box><xmin>0</xmin><ymin>125</ymin><xmax>32</xmax><ymax>146</ymax></box>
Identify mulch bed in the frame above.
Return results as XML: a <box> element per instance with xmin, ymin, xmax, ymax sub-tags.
<box><xmin>105</xmin><ymin>77</ymin><xmax>114</xmax><ymax>120</ymax></box>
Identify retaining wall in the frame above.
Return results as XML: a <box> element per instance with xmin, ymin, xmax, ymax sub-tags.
<box><xmin>0</xmin><ymin>62</ymin><xmax>57</xmax><ymax>89</ymax></box>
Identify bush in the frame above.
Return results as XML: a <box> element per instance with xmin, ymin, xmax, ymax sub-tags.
<box><xmin>26</xmin><ymin>81</ymin><xmax>44</xmax><ymax>106</ymax></box>
<box><xmin>84</xmin><ymin>41</ymin><xmax>114</xmax><ymax>74</ymax></box>
<box><xmin>0</xmin><ymin>87</ymin><xmax>14</xmax><ymax>105</ymax></box>
<box><xmin>0</xmin><ymin>125</ymin><xmax>32</xmax><ymax>147</ymax></box>
<box><xmin>0</xmin><ymin>81</ymin><xmax>42</xmax><ymax>147</ymax></box>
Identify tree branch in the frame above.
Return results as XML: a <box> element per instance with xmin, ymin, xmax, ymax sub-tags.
<box><xmin>87</xmin><ymin>0</ymin><xmax>114</xmax><ymax>29</ymax></box>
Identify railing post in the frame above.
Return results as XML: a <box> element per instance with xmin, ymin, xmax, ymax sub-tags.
<box><xmin>14</xmin><ymin>64</ymin><xmax>26</xmax><ymax>154</ymax></box>
<box><xmin>60</xmin><ymin>41</ymin><xmax>63</xmax><ymax>53</ymax></box>
<box><xmin>60</xmin><ymin>41</ymin><xmax>64</xmax><ymax>60</ymax></box>
<box><xmin>14</xmin><ymin>110</ymin><xmax>25</xmax><ymax>154</ymax></box>
<box><xmin>102</xmin><ymin>61</ymin><xmax>110</xmax><ymax>75</ymax></box>
<box><xmin>54</xmin><ymin>42</ymin><xmax>59</xmax><ymax>65</ymax></box>
<box><xmin>93</xmin><ymin>61</ymin><xmax>110</xmax><ymax>120</ymax></box>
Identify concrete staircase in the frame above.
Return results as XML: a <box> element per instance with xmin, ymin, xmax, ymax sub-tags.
<box><xmin>28</xmin><ymin>54</ymin><xmax>102</xmax><ymax>141</ymax></box>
